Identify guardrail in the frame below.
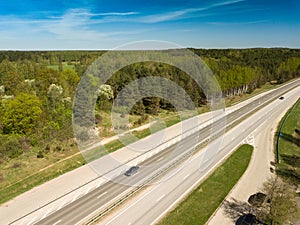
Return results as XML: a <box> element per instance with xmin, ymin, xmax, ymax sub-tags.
<box><xmin>84</xmin><ymin>80</ymin><xmax>300</xmax><ymax>224</ymax></box>
<box><xmin>8</xmin><ymin>79</ymin><xmax>300</xmax><ymax>225</ymax></box>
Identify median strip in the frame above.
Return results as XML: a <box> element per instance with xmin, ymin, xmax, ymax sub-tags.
<box><xmin>158</xmin><ymin>144</ymin><xmax>253</xmax><ymax>225</ymax></box>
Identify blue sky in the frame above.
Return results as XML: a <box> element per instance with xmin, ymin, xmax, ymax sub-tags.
<box><xmin>0</xmin><ymin>0</ymin><xmax>299</xmax><ymax>49</ymax></box>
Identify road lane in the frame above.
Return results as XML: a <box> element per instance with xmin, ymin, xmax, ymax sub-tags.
<box><xmin>8</xmin><ymin>79</ymin><xmax>300</xmax><ymax>225</ymax></box>
<box><xmin>101</xmin><ymin>83</ymin><xmax>300</xmax><ymax>225</ymax></box>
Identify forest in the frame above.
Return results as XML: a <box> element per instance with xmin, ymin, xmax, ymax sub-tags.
<box><xmin>0</xmin><ymin>48</ymin><xmax>300</xmax><ymax>162</ymax></box>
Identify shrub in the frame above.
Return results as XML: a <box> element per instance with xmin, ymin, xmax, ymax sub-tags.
<box><xmin>0</xmin><ymin>134</ymin><xmax>23</xmax><ymax>159</ymax></box>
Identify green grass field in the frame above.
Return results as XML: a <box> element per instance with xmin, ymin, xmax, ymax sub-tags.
<box><xmin>158</xmin><ymin>144</ymin><xmax>253</xmax><ymax>225</ymax></box>
<box><xmin>47</xmin><ymin>64</ymin><xmax>75</xmax><ymax>71</ymax></box>
<box><xmin>275</xmin><ymin>98</ymin><xmax>300</xmax><ymax>184</ymax></box>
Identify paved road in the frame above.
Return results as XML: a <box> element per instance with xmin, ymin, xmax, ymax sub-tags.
<box><xmin>208</xmin><ymin>85</ymin><xmax>300</xmax><ymax>225</ymax></box>
<box><xmin>7</xmin><ymin>79</ymin><xmax>300</xmax><ymax>225</ymax></box>
<box><xmin>30</xmin><ymin>79</ymin><xmax>300</xmax><ymax>225</ymax></box>
<box><xmin>100</xmin><ymin>83</ymin><xmax>300</xmax><ymax>225</ymax></box>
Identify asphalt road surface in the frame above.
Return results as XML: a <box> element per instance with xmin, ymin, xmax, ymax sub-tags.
<box><xmin>11</xmin><ymin>79</ymin><xmax>300</xmax><ymax>225</ymax></box>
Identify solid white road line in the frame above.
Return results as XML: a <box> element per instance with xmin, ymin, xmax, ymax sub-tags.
<box><xmin>57</xmin><ymin>201</ymin><xmax>67</xmax><ymax>211</ymax></box>
<box><xmin>97</xmin><ymin>181</ymin><xmax>104</xmax><ymax>188</ymax></box>
<box><xmin>85</xmin><ymin>187</ymin><xmax>92</xmax><ymax>195</ymax></box>
<box><xmin>97</xmin><ymin>192</ymin><xmax>108</xmax><ymax>199</ymax></box>
<box><xmin>27</xmin><ymin>215</ymin><xmax>38</xmax><ymax>225</ymax></box>
<box><xmin>40</xmin><ymin>207</ymin><xmax>53</xmax><ymax>220</ymax></box>
<box><xmin>72</xmin><ymin>194</ymin><xmax>81</xmax><ymax>203</ymax></box>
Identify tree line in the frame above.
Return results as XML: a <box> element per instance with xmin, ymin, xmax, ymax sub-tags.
<box><xmin>0</xmin><ymin>48</ymin><xmax>300</xmax><ymax>161</ymax></box>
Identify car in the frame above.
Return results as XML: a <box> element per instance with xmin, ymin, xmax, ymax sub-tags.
<box><xmin>124</xmin><ymin>166</ymin><xmax>139</xmax><ymax>176</ymax></box>
<box><xmin>236</xmin><ymin>213</ymin><xmax>256</xmax><ymax>225</ymax></box>
<box><xmin>279</xmin><ymin>96</ymin><xmax>284</xmax><ymax>100</ymax></box>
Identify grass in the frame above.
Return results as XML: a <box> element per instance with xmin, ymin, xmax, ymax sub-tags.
<box><xmin>0</xmin><ymin>80</ymin><xmax>285</xmax><ymax>205</ymax></box>
<box><xmin>158</xmin><ymin>144</ymin><xmax>253</xmax><ymax>225</ymax></box>
<box><xmin>47</xmin><ymin>63</ymin><xmax>75</xmax><ymax>71</ymax></box>
<box><xmin>0</xmin><ymin>151</ymin><xmax>85</xmax><ymax>205</ymax></box>
<box><xmin>275</xmin><ymin>98</ymin><xmax>300</xmax><ymax>184</ymax></box>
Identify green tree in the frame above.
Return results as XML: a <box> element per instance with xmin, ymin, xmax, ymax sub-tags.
<box><xmin>2</xmin><ymin>93</ymin><xmax>42</xmax><ymax>135</ymax></box>
<box><xmin>258</xmin><ymin>177</ymin><xmax>299</xmax><ymax>225</ymax></box>
<box><xmin>60</xmin><ymin>69</ymin><xmax>80</xmax><ymax>96</ymax></box>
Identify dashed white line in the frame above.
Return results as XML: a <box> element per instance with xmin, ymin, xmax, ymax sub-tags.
<box><xmin>183</xmin><ymin>174</ymin><xmax>190</xmax><ymax>180</ymax></box>
<box><xmin>157</xmin><ymin>156</ymin><xmax>164</xmax><ymax>162</ymax></box>
<box><xmin>156</xmin><ymin>194</ymin><xmax>165</xmax><ymax>202</ymax></box>
<box><xmin>97</xmin><ymin>191</ymin><xmax>108</xmax><ymax>199</ymax></box>
<box><xmin>53</xmin><ymin>219</ymin><xmax>62</xmax><ymax>225</ymax></box>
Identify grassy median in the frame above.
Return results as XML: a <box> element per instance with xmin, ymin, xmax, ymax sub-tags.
<box><xmin>158</xmin><ymin>144</ymin><xmax>253</xmax><ymax>225</ymax></box>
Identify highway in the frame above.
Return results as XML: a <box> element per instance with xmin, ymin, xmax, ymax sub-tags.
<box><xmin>9</xmin><ymin>79</ymin><xmax>300</xmax><ymax>225</ymax></box>
<box><xmin>101</xmin><ymin>82</ymin><xmax>300</xmax><ymax>225</ymax></box>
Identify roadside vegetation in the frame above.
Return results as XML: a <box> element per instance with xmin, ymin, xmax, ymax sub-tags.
<box><xmin>275</xmin><ymin>98</ymin><xmax>300</xmax><ymax>185</ymax></box>
<box><xmin>0</xmin><ymin>49</ymin><xmax>300</xmax><ymax>205</ymax></box>
<box><xmin>158</xmin><ymin>144</ymin><xmax>253</xmax><ymax>225</ymax></box>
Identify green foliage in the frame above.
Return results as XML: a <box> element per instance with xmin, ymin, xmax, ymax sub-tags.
<box><xmin>60</xmin><ymin>68</ymin><xmax>80</xmax><ymax>97</ymax></box>
<box><xmin>0</xmin><ymin>48</ymin><xmax>299</xmax><ymax>165</ymax></box>
<box><xmin>2</xmin><ymin>93</ymin><xmax>42</xmax><ymax>135</ymax></box>
<box><xmin>0</xmin><ymin>134</ymin><xmax>23</xmax><ymax>159</ymax></box>
<box><xmin>259</xmin><ymin>178</ymin><xmax>300</xmax><ymax>224</ymax></box>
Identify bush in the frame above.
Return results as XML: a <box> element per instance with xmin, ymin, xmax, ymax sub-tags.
<box><xmin>0</xmin><ymin>134</ymin><xmax>23</xmax><ymax>159</ymax></box>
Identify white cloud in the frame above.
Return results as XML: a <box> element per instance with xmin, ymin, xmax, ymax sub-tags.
<box><xmin>136</xmin><ymin>0</ymin><xmax>247</xmax><ymax>23</ymax></box>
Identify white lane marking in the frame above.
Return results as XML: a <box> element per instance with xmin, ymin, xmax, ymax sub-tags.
<box><xmin>53</xmin><ymin>219</ymin><xmax>62</xmax><ymax>225</ymax></box>
<box><xmin>231</xmin><ymin>137</ymin><xmax>235</xmax><ymax>140</ymax></box>
<box><xmin>156</xmin><ymin>194</ymin><xmax>165</xmax><ymax>202</ymax></box>
<box><xmin>72</xmin><ymin>194</ymin><xmax>81</xmax><ymax>202</ymax></box>
<box><xmin>97</xmin><ymin>191</ymin><xmax>108</xmax><ymax>199</ymax></box>
<box><xmin>157</xmin><ymin>156</ymin><xmax>164</xmax><ymax>162</ymax></box>
<box><xmin>104</xmin><ymin>182</ymin><xmax>164</xmax><ymax>225</ymax></box>
<box><xmin>183</xmin><ymin>174</ymin><xmax>190</xmax><ymax>180</ymax></box>
<box><xmin>27</xmin><ymin>215</ymin><xmax>38</xmax><ymax>225</ymax></box>
<box><xmin>41</xmin><ymin>207</ymin><xmax>53</xmax><ymax>220</ymax></box>
<box><xmin>85</xmin><ymin>187</ymin><xmax>92</xmax><ymax>195</ymax></box>
<box><xmin>57</xmin><ymin>201</ymin><xmax>67</xmax><ymax>210</ymax></box>
<box><xmin>127</xmin><ymin>223</ymin><xmax>131</xmax><ymax>225</ymax></box>
<box><xmin>97</xmin><ymin>181</ymin><xmax>103</xmax><ymax>188</ymax></box>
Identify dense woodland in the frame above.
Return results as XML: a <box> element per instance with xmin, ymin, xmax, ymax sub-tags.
<box><xmin>0</xmin><ymin>48</ymin><xmax>300</xmax><ymax>161</ymax></box>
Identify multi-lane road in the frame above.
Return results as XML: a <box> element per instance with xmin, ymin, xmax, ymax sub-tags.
<box><xmin>102</xmin><ymin>81</ymin><xmax>300</xmax><ymax>225</ymax></box>
<box><xmin>8</xmin><ymin>79</ymin><xmax>300</xmax><ymax>225</ymax></box>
